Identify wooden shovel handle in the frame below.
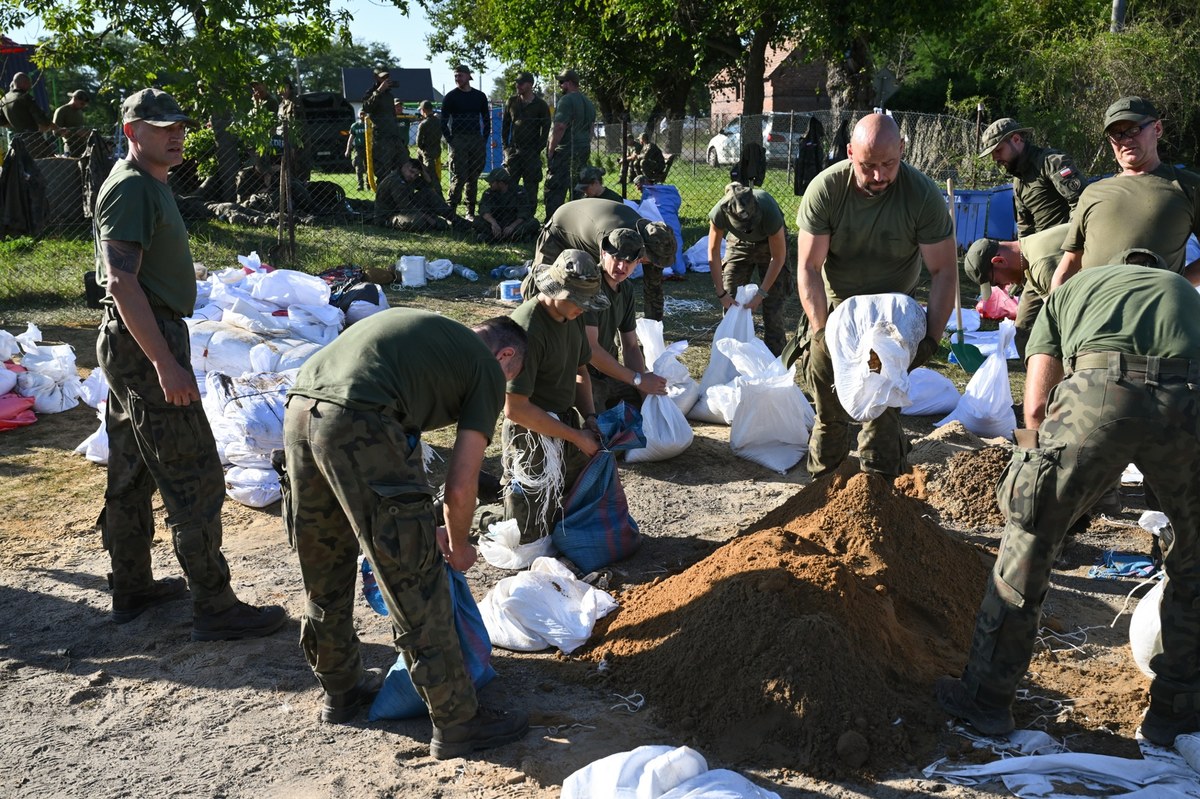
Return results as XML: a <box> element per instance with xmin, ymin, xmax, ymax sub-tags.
<box><xmin>947</xmin><ymin>178</ymin><xmax>964</xmax><ymax>344</ymax></box>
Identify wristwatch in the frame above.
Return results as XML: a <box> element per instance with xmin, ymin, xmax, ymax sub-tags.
<box><xmin>632</xmin><ymin>372</ymin><xmax>643</xmax><ymax>387</ymax></box>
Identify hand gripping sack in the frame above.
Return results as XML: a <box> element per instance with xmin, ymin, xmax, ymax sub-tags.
<box><xmin>688</xmin><ymin>284</ymin><xmax>758</xmax><ymax>424</ymax></box>
<box><xmin>551</xmin><ymin>403</ymin><xmax>644</xmax><ymax>573</ymax></box>
<box><xmin>633</xmin><ymin>318</ymin><xmax>700</xmax><ymax>416</ymax></box>
<box><xmin>627</xmin><ymin>319</ymin><xmax>695</xmax><ymax>463</ymax></box>
<box><xmin>368</xmin><ymin>562</ymin><xmax>497</xmax><ymax>720</ymax></box>
<box><xmin>827</xmin><ymin>293</ymin><xmax>925</xmax><ymax>422</ymax></box>
<box><xmin>936</xmin><ymin>319</ymin><xmax>1017</xmax><ymax>439</ymax></box>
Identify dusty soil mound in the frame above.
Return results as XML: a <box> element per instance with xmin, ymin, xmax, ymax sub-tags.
<box><xmin>928</xmin><ymin>445</ymin><xmax>1012</xmax><ymax>529</ymax></box>
<box><xmin>589</xmin><ymin>469</ymin><xmax>990</xmax><ymax>776</ymax></box>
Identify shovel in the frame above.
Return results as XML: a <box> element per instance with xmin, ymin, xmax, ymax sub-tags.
<box><xmin>946</xmin><ymin>178</ymin><xmax>986</xmax><ymax>373</ymax></box>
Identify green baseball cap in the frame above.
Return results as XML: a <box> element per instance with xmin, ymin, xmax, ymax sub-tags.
<box><xmin>1103</xmin><ymin>96</ymin><xmax>1160</xmax><ymax>131</ymax></box>
<box><xmin>964</xmin><ymin>237</ymin><xmax>1002</xmax><ymax>299</ymax></box>
<box><xmin>979</xmin><ymin>118</ymin><xmax>1030</xmax><ymax>157</ymax></box>
<box><xmin>533</xmin><ymin>249</ymin><xmax>609</xmax><ymax>311</ymax></box>
<box><xmin>515</xmin><ymin>71</ymin><xmax>534</xmax><ymax>85</ymax></box>
<box><xmin>121</xmin><ymin>88</ymin><xmax>197</xmax><ymax>127</ymax></box>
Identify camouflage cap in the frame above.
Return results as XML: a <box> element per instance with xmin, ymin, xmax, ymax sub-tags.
<box><xmin>515</xmin><ymin>71</ymin><xmax>535</xmax><ymax>85</ymax></box>
<box><xmin>121</xmin><ymin>88</ymin><xmax>198</xmax><ymax>127</ymax></box>
<box><xmin>533</xmin><ymin>249</ymin><xmax>609</xmax><ymax>311</ymax></box>
<box><xmin>556</xmin><ymin>68</ymin><xmax>580</xmax><ymax>84</ymax></box>
<box><xmin>1103</xmin><ymin>96</ymin><xmax>1160</xmax><ymax>130</ymax></box>
<box><xmin>964</xmin><ymin>237</ymin><xmax>1002</xmax><ymax>300</ymax></box>
<box><xmin>721</xmin><ymin>183</ymin><xmax>760</xmax><ymax>227</ymax></box>
<box><xmin>636</xmin><ymin>219</ymin><xmax>677</xmax><ymax>267</ymax></box>
<box><xmin>979</xmin><ymin>118</ymin><xmax>1030</xmax><ymax>157</ymax></box>
<box><xmin>575</xmin><ymin>165</ymin><xmax>605</xmax><ymax>192</ymax></box>
<box><xmin>453</xmin><ymin>64</ymin><xmax>472</xmax><ymax>76</ymax></box>
<box><xmin>485</xmin><ymin>166</ymin><xmax>511</xmax><ymax>184</ymax></box>
<box><xmin>1115</xmin><ymin>247</ymin><xmax>1171</xmax><ymax>272</ymax></box>
<box><xmin>600</xmin><ymin>228</ymin><xmax>646</xmax><ymax>263</ymax></box>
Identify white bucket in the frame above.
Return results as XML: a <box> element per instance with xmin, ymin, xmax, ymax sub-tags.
<box><xmin>398</xmin><ymin>256</ymin><xmax>427</xmax><ymax>287</ymax></box>
<box><xmin>499</xmin><ymin>280</ymin><xmax>522</xmax><ymax>303</ymax></box>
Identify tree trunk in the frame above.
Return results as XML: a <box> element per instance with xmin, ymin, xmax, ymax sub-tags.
<box><xmin>825</xmin><ymin>35</ymin><xmax>875</xmax><ymax>120</ymax></box>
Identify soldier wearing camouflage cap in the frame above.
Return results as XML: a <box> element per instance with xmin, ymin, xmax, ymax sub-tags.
<box><xmin>1052</xmin><ymin>96</ymin><xmax>1200</xmax><ymax>289</ymax></box>
<box><xmin>472</xmin><ymin>167</ymin><xmax>538</xmax><ymax>242</ymax></box>
<box><xmin>94</xmin><ymin>88</ymin><xmax>287</xmax><ymax>641</ymax></box>
<box><xmin>707</xmin><ymin>182</ymin><xmax>789</xmax><ymax>355</ymax></box>
<box><xmin>980</xmin><ymin>117</ymin><xmax>1085</xmax><ymax>238</ymax></box>
<box><xmin>52</xmin><ymin>88</ymin><xmax>91</xmax><ymax>157</ymax></box>
<box><xmin>501</xmin><ymin>250</ymin><xmax>609</xmax><ymax>543</ymax></box>
<box><xmin>543</xmin><ymin>68</ymin><xmax>595</xmax><ymax>219</ymax></box>
<box><xmin>502</xmin><ymin>71</ymin><xmax>551</xmax><ymax>218</ymax></box>
<box><xmin>574</xmin><ymin>165</ymin><xmax>621</xmax><ymax>202</ymax></box>
<box><xmin>938</xmin><ymin>247</ymin><xmax>1200</xmax><ymax>749</ymax></box>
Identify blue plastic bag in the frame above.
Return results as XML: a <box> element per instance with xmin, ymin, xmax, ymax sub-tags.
<box><xmin>367</xmin><ymin>562</ymin><xmax>497</xmax><ymax>720</ymax></box>
<box><xmin>551</xmin><ymin>403</ymin><xmax>645</xmax><ymax>573</ymax></box>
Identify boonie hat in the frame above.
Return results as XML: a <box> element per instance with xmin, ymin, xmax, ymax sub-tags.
<box><xmin>575</xmin><ymin>165</ymin><xmax>604</xmax><ymax>192</ymax></box>
<box><xmin>485</xmin><ymin>167</ymin><xmax>511</xmax><ymax>184</ymax></box>
<box><xmin>978</xmin><ymin>118</ymin><xmax>1031</xmax><ymax>157</ymax></box>
<box><xmin>600</xmin><ymin>228</ymin><xmax>646</xmax><ymax>263</ymax></box>
<box><xmin>453</xmin><ymin>64</ymin><xmax>472</xmax><ymax>76</ymax></box>
<box><xmin>721</xmin><ymin>183</ymin><xmax>760</xmax><ymax>227</ymax></box>
<box><xmin>636</xmin><ymin>219</ymin><xmax>677</xmax><ymax>267</ymax></box>
<box><xmin>516</xmin><ymin>71</ymin><xmax>534</xmax><ymax>85</ymax></box>
<box><xmin>964</xmin><ymin>238</ymin><xmax>1002</xmax><ymax>300</ymax></box>
<box><xmin>1103</xmin><ymin>96</ymin><xmax>1160</xmax><ymax>130</ymax></box>
<box><xmin>533</xmin><ymin>249</ymin><xmax>609</xmax><ymax>311</ymax></box>
<box><xmin>418</xmin><ymin>100</ymin><xmax>433</xmax><ymax>112</ymax></box>
<box><xmin>557</xmin><ymin>68</ymin><xmax>580</xmax><ymax>84</ymax></box>
<box><xmin>375</xmin><ymin>67</ymin><xmax>391</xmax><ymax>79</ymax></box>
<box><xmin>121</xmin><ymin>88</ymin><xmax>198</xmax><ymax>127</ymax></box>
<box><xmin>1115</xmin><ymin>247</ymin><xmax>1171</xmax><ymax>272</ymax></box>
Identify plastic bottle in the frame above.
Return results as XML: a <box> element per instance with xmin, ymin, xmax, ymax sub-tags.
<box><xmin>489</xmin><ymin>266</ymin><xmax>508</xmax><ymax>280</ymax></box>
<box><xmin>360</xmin><ymin>558</ymin><xmax>389</xmax><ymax>616</ymax></box>
<box><xmin>503</xmin><ymin>265</ymin><xmax>528</xmax><ymax>279</ymax></box>
<box><xmin>452</xmin><ymin>264</ymin><xmax>479</xmax><ymax>282</ymax></box>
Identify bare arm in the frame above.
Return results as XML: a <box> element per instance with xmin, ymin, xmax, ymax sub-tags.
<box><xmin>708</xmin><ymin>223</ymin><xmax>735</xmax><ymax>310</ymax></box>
<box><xmin>438</xmin><ymin>429</ymin><xmax>486</xmax><ymax>572</ymax></box>
<box><xmin>103</xmin><ymin>240</ymin><xmax>199</xmax><ymax>406</ymax></box>
<box><xmin>919</xmin><ymin>236</ymin><xmax>958</xmax><ymax>340</ymax></box>
<box><xmin>505</xmin><ymin>391</ymin><xmax>599</xmax><ymax>458</ymax></box>
<box><xmin>586</xmin><ymin>326</ymin><xmax>667</xmax><ymax>395</ymax></box>
<box><xmin>1024</xmin><ymin>353</ymin><xmax>1065</xmax><ymax>430</ymax></box>
<box><xmin>1050</xmin><ymin>250</ymin><xmax>1082</xmax><ymax>291</ymax></box>
<box><xmin>796</xmin><ymin>231</ymin><xmax>831</xmax><ymax>331</ymax></box>
<box><xmin>1183</xmin><ymin>258</ymin><xmax>1200</xmax><ymax>286</ymax></box>
<box><xmin>547</xmin><ymin>121</ymin><xmax>566</xmax><ymax>158</ymax></box>
<box><xmin>746</xmin><ymin>227</ymin><xmax>787</xmax><ymax>312</ymax></box>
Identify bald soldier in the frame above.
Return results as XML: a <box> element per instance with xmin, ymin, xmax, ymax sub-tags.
<box><xmin>792</xmin><ymin>113</ymin><xmax>956</xmax><ymax>477</ymax></box>
<box><xmin>979</xmin><ymin>118</ymin><xmax>1085</xmax><ymax>238</ymax></box>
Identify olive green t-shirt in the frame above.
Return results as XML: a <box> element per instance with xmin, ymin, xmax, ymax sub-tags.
<box><xmin>553</xmin><ymin>91</ymin><xmax>596</xmax><ymax>154</ymax></box>
<box><xmin>584</xmin><ymin>278</ymin><xmax>636</xmax><ymax>359</ymax></box>
<box><xmin>1020</xmin><ymin>222</ymin><xmax>1069</xmax><ymax>297</ymax></box>
<box><xmin>94</xmin><ymin>159</ymin><xmax>197</xmax><ymax>316</ymax></box>
<box><xmin>796</xmin><ymin>160</ymin><xmax>953</xmax><ymax>303</ymax></box>
<box><xmin>709</xmin><ymin>188</ymin><xmax>785</xmax><ymax>243</ymax></box>
<box><xmin>537</xmin><ymin>198</ymin><xmax>643</xmax><ymax>262</ymax></box>
<box><xmin>1063</xmin><ymin>163</ymin><xmax>1200</xmax><ymax>272</ymax></box>
<box><xmin>289</xmin><ymin>308</ymin><xmax>505</xmax><ymax>440</ymax></box>
<box><xmin>1027</xmin><ymin>264</ymin><xmax>1200</xmax><ymax>361</ymax></box>
<box><xmin>52</xmin><ymin>103</ymin><xmax>84</xmax><ymax>129</ymax></box>
<box><xmin>508</xmin><ymin>298</ymin><xmax>591</xmax><ymax>413</ymax></box>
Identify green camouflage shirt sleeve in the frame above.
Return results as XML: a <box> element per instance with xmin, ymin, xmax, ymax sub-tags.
<box><xmin>1045</xmin><ymin>152</ymin><xmax>1086</xmax><ymax>211</ymax></box>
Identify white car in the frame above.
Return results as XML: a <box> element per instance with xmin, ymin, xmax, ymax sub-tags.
<box><xmin>705</xmin><ymin>113</ymin><xmax>811</xmax><ymax>167</ymax></box>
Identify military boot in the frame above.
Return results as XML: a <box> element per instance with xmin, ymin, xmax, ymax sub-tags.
<box><xmin>112</xmin><ymin>576</ymin><xmax>189</xmax><ymax>624</ymax></box>
<box><xmin>1140</xmin><ymin>699</ymin><xmax>1200</xmax><ymax>747</ymax></box>
<box><xmin>322</xmin><ymin>668</ymin><xmax>385</xmax><ymax>724</ymax></box>
<box><xmin>935</xmin><ymin>676</ymin><xmax>1016</xmax><ymax>736</ymax></box>
<box><xmin>430</xmin><ymin>706</ymin><xmax>530</xmax><ymax>760</ymax></box>
<box><xmin>192</xmin><ymin>601</ymin><xmax>287</xmax><ymax>642</ymax></box>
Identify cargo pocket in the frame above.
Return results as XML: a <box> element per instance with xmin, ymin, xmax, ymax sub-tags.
<box><xmin>128</xmin><ymin>389</ymin><xmax>206</xmax><ymax>464</ymax></box>
<box><xmin>369</xmin><ymin>490</ymin><xmax>439</xmax><ymax>587</ymax></box>
<box><xmin>995</xmin><ymin>444</ymin><xmax>1061</xmax><ymax>532</ymax></box>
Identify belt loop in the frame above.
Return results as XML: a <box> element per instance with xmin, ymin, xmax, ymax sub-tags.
<box><xmin>1108</xmin><ymin>352</ymin><xmax>1121</xmax><ymax>382</ymax></box>
<box><xmin>1145</xmin><ymin>355</ymin><xmax>1161</xmax><ymax>387</ymax></box>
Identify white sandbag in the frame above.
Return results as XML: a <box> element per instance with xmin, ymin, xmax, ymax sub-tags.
<box><xmin>275</xmin><ymin>342</ymin><xmax>325</xmax><ymax>372</ymax></box>
<box><xmin>562</xmin><ymin>745</ymin><xmax>707</xmax><ymax>799</ymax></box>
<box><xmin>195</xmin><ymin>278</ymin><xmax>212</xmax><ymax>308</ymax></box>
<box><xmin>73</xmin><ymin>401</ymin><xmax>109</xmax><ymax>464</ymax></box>
<box><xmin>827</xmin><ymin>294</ymin><xmax>925</xmax><ymax>422</ymax></box>
<box><xmin>658</xmin><ymin>770</ymin><xmax>783</xmax><ymax>799</ymax></box>
<box><xmin>479</xmin><ymin>556</ymin><xmax>617</xmax><ymax>654</ymax></box>
<box><xmin>249</xmin><ymin>268</ymin><xmax>331</xmax><ymax>307</ymax></box>
<box><xmin>901</xmin><ymin>367</ymin><xmax>960</xmax><ymax>416</ymax></box>
<box><xmin>478</xmin><ymin>518</ymin><xmax>557</xmax><ymax>570</ymax></box>
<box><xmin>683</xmin><ymin>236</ymin><xmax>722</xmax><ymax>273</ymax></box>
<box><xmin>688</xmin><ymin>284</ymin><xmax>758</xmax><ymax>424</ymax></box>
<box><xmin>426</xmin><ymin>258</ymin><xmax>454</xmax><ymax>280</ymax></box>
<box><xmin>1131</xmin><ymin>577</ymin><xmax>1165</xmax><ymax>679</ymax></box>
<box><xmin>15</xmin><ymin>322</ymin><xmax>41</xmax><ymax>352</ymax></box>
<box><xmin>947</xmin><ymin>308</ymin><xmax>981</xmax><ymax>334</ymax></box>
<box><xmin>936</xmin><ymin>319</ymin><xmax>1018</xmax><ymax>440</ymax></box>
<box><xmin>225</xmin><ymin>466</ymin><xmax>281</xmax><ymax>508</ymax></box>
<box><xmin>346</xmin><ymin>285</ymin><xmax>388</xmax><ymax>325</ymax></box>
<box><xmin>17</xmin><ymin>341</ymin><xmax>82</xmax><ymax>413</ymax></box>
<box><xmin>717</xmin><ymin>338</ymin><xmax>813</xmax><ymax>473</ymax></box>
<box><xmin>209</xmin><ymin>275</ymin><xmax>275</xmax><ymax>313</ymax></box>
<box><xmin>203</xmin><ymin>371</ymin><xmax>293</xmax><ymax>469</ymax></box>
<box><xmin>287</xmin><ymin>303</ymin><xmax>343</xmax><ymax>345</ymax></box>
<box><xmin>0</xmin><ymin>366</ymin><xmax>16</xmax><ymax>396</ymax></box>
<box><xmin>193</xmin><ymin>321</ymin><xmax>264</xmax><ymax>376</ymax></box>
<box><xmin>223</xmin><ymin>297</ymin><xmax>291</xmax><ymax>335</ymax></box>
<box><xmin>78</xmin><ymin>369</ymin><xmax>108</xmax><ymax>408</ymax></box>
<box><xmin>0</xmin><ymin>329</ymin><xmax>20</xmax><ymax>361</ymax></box>
<box><xmin>236</xmin><ymin>251</ymin><xmax>266</xmax><ymax>272</ymax></box>
<box><xmin>634</xmin><ymin>318</ymin><xmax>700</xmax><ymax>417</ymax></box>
<box><xmin>188</xmin><ymin>303</ymin><xmax>223</xmax><ymax>322</ymax></box>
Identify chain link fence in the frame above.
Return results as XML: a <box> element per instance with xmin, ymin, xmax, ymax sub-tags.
<box><xmin>0</xmin><ymin>110</ymin><xmax>995</xmax><ymax>311</ymax></box>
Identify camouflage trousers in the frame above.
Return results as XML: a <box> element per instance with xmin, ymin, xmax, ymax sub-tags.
<box><xmin>589</xmin><ymin>368</ymin><xmax>644</xmax><ymax>413</ymax></box>
<box><xmin>1014</xmin><ymin>285</ymin><xmax>1046</xmax><ymax>361</ymax></box>
<box><xmin>281</xmin><ymin>397</ymin><xmax>478</xmax><ymax>726</ymax></box>
<box><xmin>471</xmin><ymin>216</ymin><xmax>540</xmax><ymax>243</ymax></box>
<box><xmin>351</xmin><ymin>146</ymin><xmax>367</xmax><ymax>188</ymax></box>
<box><xmin>797</xmin><ymin>312</ymin><xmax>909</xmax><ymax>477</ymax></box>
<box><xmin>960</xmin><ymin>356</ymin><xmax>1200</xmax><ymax>713</ymax></box>
<box><xmin>721</xmin><ymin>236</ymin><xmax>786</xmax><ymax>355</ymax></box>
<box><xmin>447</xmin><ymin>133</ymin><xmax>486</xmax><ymax>216</ymax></box>
<box><xmin>97</xmin><ymin>312</ymin><xmax>236</xmax><ymax>614</ymax></box>
<box><xmin>543</xmin><ymin>145</ymin><xmax>589</xmax><ymax>220</ymax></box>
<box><xmin>501</xmin><ymin>412</ymin><xmax>590</xmax><ymax>544</ymax></box>
<box><xmin>505</xmin><ymin>149</ymin><xmax>543</xmax><ymax>218</ymax></box>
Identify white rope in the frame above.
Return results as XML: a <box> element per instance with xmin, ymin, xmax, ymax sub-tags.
<box><xmin>611</xmin><ymin>692</ymin><xmax>646</xmax><ymax>713</ymax></box>
<box><xmin>420</xmin><ymin>441</ymin><xmax>441</xmax><ymax>472</ymax></box>
<box><xmin>505</xmin><ymin>412</ymin><xmax>566</xmax><ymax>534</ymax></box>
<box><xmin>1110</xmin><ymin>569</ymin><xmax>1165</xmax><ymax>627</ymax></box>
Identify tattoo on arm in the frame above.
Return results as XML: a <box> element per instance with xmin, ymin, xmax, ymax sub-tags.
<box><xmin>103</xmin><ymin>240</ymin><xmax>143</xmax><ymax>274</ymax></box>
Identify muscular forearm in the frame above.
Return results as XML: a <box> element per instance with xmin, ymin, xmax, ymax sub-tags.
<box><xmin>1024</xmin><ymin>353</ymin><xmax>1064</xmax><ymax>430</ymax></box>
<box><xmin>1050</xmin><ymin>251</ymin><xmax>1082</xmax><ymax>291</ymax></box>
<box><xmin>797</xmin><ymin>267</ymin><xmax>829</xmax><ymax>330</ymax></box>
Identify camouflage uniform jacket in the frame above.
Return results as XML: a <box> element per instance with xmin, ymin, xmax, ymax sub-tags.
<box><xmin>1010</xmin><ymin>142</ymin><xmax>1085</xmax><ymax>238</ymax></box>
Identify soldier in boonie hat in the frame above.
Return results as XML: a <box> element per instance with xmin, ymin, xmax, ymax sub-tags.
<box><xmin>979</xmin><ymin>118</ymin><xmax>1031</xmax><ymax>157</ymax></box>
<box><xmin>721</xmin><ymin>182</ymin><xmax>760</xmax><ymax>227</ymax></box>
<box><xmin>635</xmin><ymin>219</ymin><xmax>677</xmax><ymax>268</ymax></box>
<box><xmin>533</xmin><ymin>249</ymin><xmax>609</xmax><ymax>311</ymax></box>
<box><xmin>121</xmin><ymin>88</ymin><xmax>198</xmax><ymax>127</ymax></box>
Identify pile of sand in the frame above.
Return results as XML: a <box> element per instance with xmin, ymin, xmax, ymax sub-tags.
<box><xmin>927</xmin><ymin>445</ymin><xmax>1012</xmax><ymax>529</ymax></box>
<box><xmin>589</xmin><ymin>468</ymin><xmax>990</xmax><ymax>776</ymax></box>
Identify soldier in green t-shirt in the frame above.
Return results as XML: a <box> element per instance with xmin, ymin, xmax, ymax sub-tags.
<box><xmin>501</xmin><ymin>250</ymin><xmax>609</xmax><ymax>544</ymax></box>
<box><xmin>707</xmin><ymin>183</ymin><xmax>789</xmax><ymax>355</ymax></box>
<box><xmin>52</xmin><ymin>89</ymin><xmax>90</xmax><ymax>157</ymax></box>
<box><xmin>502</xmin><ymin>72</ymin><xmax>551</xmax><ymax>218</ymax></box>
<box><xmin>938</xmin><ymin>249</ymin><xmax>1200</xmax><ymax>748</ymax></box>
<box><xmin>978</xmin><ymin>118</ymin><xmax>1085</xmax><ymax>238</ymax></box>
<box><xmin>964</xmin><ymin>223</ymin><xmax>1067</xmax><ymax>358</ymax></box>
<box><xmin>583</xmin><ymin>228</ymin><xmax>670</xmax><ymax>410</ymax></box>
<box><xmin>792</xmin><ymin>113</ymin><xmax>957</xmax><ymax>478</ymax></box>
<box><xmin>283</xmin><ymin>309</ymin><xmax>532</xmax><ymax>755</ymax></box>
<box><xmin>95</xmin><ymin>88</ymin><xmax>286</xmax><ymax>642</ymax></box>
<box><xmin>543</xmin><ymin>69</ymin><xmax>596</xmax><ymax>219</ymax></box>
<box><xmin>1053</xmin><ymin>96</ymin><xmax>1200</xmax><ymax>289</ymax></box>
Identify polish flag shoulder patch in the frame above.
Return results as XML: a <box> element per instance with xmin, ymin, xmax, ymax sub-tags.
<box><xmin>1059</xmin><ymin>167</ymin><xmax>1075</xmax><ymax>178</ymax></box>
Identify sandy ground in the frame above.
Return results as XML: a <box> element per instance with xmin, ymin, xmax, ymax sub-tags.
<box><xmin>0</xmin><ymin>325</ymin><xmax>1166</xmax><ymax>799</ymax></box>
